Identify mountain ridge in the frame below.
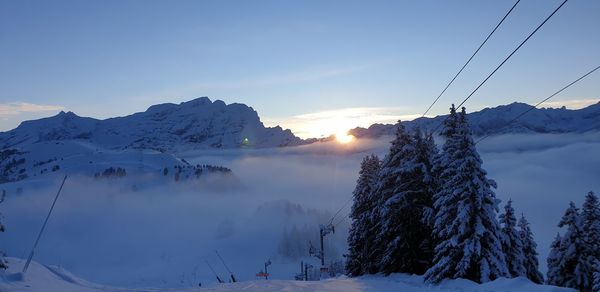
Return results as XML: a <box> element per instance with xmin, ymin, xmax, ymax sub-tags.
<box><xmin>348</xmin><ymin>101</ymin><xmax>600</xmax><ymax>139</ymax></box>
<box><xmin>0</xmin><ymin>97</ymin><xmax>303</xmax><ymax>151</ymax></box>
<box><xmin>2</xmin><ymin>99</ymin><xmax>599</xmax><ymax>152</ymax></box>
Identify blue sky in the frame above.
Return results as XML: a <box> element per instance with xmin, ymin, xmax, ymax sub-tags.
<box><xmin>0</xmin><ymin>0</ymin><xmax>598</xmax><ymax>137</ymax></box>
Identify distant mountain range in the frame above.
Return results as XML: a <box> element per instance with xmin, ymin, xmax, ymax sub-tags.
<box><xmin>2</xmin><ymin>98</ymin><xmax>599</xmax><ymax>152</ymax></box>
<box><xmin>0</xmin><ymin>97</ymin><xmax>302</xmax><ymax>151</ymax></box>
<box><xmin>1</xmin><ymin>98</ymin><xmax>599</xmax><ymax>184</ymax></box>
<box><xmin>349</xmin><ymin>102</ymin><xmax>600</xmax><ymax>139</ymax></box>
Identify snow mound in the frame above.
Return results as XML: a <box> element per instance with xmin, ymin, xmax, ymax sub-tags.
<box><xmin>0</xmin><ymin>258</ymin><xmax>120</xmax><ymax>291</ymax></box>
<box><xmin>0</xmin><ymin>258</ymin><xmax>574</xmax><ymax>291</ymax></box>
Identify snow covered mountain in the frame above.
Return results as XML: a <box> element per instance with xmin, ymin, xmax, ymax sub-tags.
<box><xmin>0</xmin><ymin>97</ymin><xmax>302</xmax><ymax>151</ymax></box>
<box><xmin>0</xmin><ymin>139</ymin><xmax>235</xmax><ymax>186</ymax></box>
<box><xmin>2</xmin><ymin>99</ymin><xmax>599</xmax><ymax>184</ymax></box>
<box><xmin>0</xmin><ymin>97</ymin><xmax>301</xmax><ymax>183</ymax></box>
<box><xmin>349</xmin><ymin>102</ymin><xmax>600</xmax><ymax>139</ymax></box>
<box><xmin>3</xmin><ymin>99</ymin><xmax>598</xmax><ymax>152</ymax></box>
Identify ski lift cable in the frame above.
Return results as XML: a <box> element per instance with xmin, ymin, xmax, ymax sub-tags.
<box><xmin>475</xmin><ymin>64</ymin><xmax>600</xmax><ymax>145</ymax></box>
<box><xmin>204</xmin><ymin>258</ymin><xmax>218</xmax><ymax>275</ymax></box>
<box><xmin>325</xmin><ymin>0</ymin><xmax>523</xmax><ymax>230</ymax></box>
<box><xmin>456</xmin><ymin>0</ymin><xmax>568</xmax><ymax>110</ymax></box>
<box><xmin>422</xmin><ymin>0</ymin><xmax>521</xmax><ymax>118</ymax></box>
<box><xmin>325</xmin><ymin>0</ymin><xmax>565</xmax><ymax>229</ymax></box>
<box><xmin>431</xmin><ymin>0</ymin><xmax>570</xmax><ymax>134</ymax></box>
<box><xmin>328</xmin><ymin>195</ymin><xmax>354</xmax><ymax>224</ymax></box>
<box><xmin>23</xmin><ymin>175</ymin><xmax>68</xmax><ymax>273</ymax></box>
<box><xmin>323</xmin><ymin>0</ymin><xmax>568</xmax><ymax>235</ymax></box>
<box><xmin>204</xmin><ymin>258</ymin><xmax>225</xmax><ymax>283</ymax></box>
<box><xmin>215</xmin><ymin>250</ymin><xmax>233</xmax><ymax>274</ymax></box>
<box><xmin>334</xmin><ymin>216</ymin><xmax>346</xmax><ymax>228</ymax></box>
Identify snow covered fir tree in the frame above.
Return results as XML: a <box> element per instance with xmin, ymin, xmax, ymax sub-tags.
<box><xmin>345</xmin><ymin>105</ymin><xmax>559</xmax><ymax>286</ymax></box>
<box><xmin>425</xmin><ymin>106</ymin><xmax>509</xmax><ymax>283</ymax></box>
<box><xmin>583</xmin><ymin>192</ymin><xmax>600</xmax><ymax>271</ymax></box>
<box><xmin>371</xmin><ymin>123</ymin><xmax>435</xmax><ymax>276</ymax></box>
<box><xmin>547</xmin><ymin>192</ymin><xmax>600</xmax><ymax>291</ymax></box>
<box><xmin>594</xmin><ymin>259</ymin><xmax>600</xmax><ymax>292</ymax></box>
<box><xmin>547</xmin><ymin>202</ymin><xmax>592</xmax><ymax>289</ymax></box>
<box><xmin>499</xmin><ymin>200</ymin><xmax>526</xmax><ymax>278</ymax></box>
<box><xmin>346</xmin><ymin>154</ymin><xmax>380</xmax><ymax>276</ymax></box>
<box><xmin>346</xmin><ymin>121</ymin><xmax>436</xmax><ymax>277</ymax></box>
<box><xmin>0</xmin><ymin>190</ymin><xmax>7</xmax><ymax>269</ymax></box>
<box><xmin>518</xmin><ymin>214</ymin><xmax>544</xmax><ymax>284</ymax></box>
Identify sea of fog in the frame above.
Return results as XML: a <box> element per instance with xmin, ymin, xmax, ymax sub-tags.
<box><xmin>1</xmin><ymin>132</ymin><xmax>599</xmax><ymax>288</ymax></box>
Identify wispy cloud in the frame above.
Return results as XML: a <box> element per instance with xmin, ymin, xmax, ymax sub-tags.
<box><xmin>539</xmin><ymin>98</ymin><xmax>599</xmax><ymax>109</ymax></box>
<box><xmin>0</xmin><ymin>102</ymin><xmax>65</xmax><ymax>117</ymax></box>
<box><xmin>265</xmin><ymin>107</ymin><xmax>423</xmax><ymax>139</ymax></box>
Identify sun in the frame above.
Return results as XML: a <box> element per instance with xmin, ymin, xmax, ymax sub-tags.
<box><xmin>335</xmin><ymin>131</ymin><xmax>355</xmax><ymax>144</ymax></box>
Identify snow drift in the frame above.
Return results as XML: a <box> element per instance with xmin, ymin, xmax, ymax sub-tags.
<box><xmin>0</xmin><ymin>258</ymin><xmax>575</xmax><ymax>292</ymax></box>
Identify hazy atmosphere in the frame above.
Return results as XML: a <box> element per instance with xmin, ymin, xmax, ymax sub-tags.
<box><xmin>1</xmin><ymin>133</ymin><xmax>598</xmax><ymax>287</ymax></box>
<box><xmin>1</xmin><ymin>1</ymin><xmax>599</xmax><ymax>292</ymax></box>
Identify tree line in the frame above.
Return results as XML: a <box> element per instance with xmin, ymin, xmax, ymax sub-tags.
<box><xmin>346</xmin><ymin>105</ymin><xmax>600</xmax><ymax>291</ymax></box>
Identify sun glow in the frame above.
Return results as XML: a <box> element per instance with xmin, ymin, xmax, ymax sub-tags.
<box><xmin>264</xmin><ymin>107</ymin><xmax>423</xmax><ymax>140</ymax></box>
<box><xmin>335</xmin><ymin>131</ymin><xmax>355</xmax><ymax>144</ymax></box>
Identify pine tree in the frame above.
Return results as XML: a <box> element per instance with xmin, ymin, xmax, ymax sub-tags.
<box><xmin>375</xmin><ymin>126</ymin><xmax>436</xmax><ymax>275</ymax></box>
<box><xmin>371</xmin><ymin>122</ymin><xmax>417</xmax><ymax>274</ymax></box>
<box><xmin>583</xmin><ymin>191</ymin><xmax>600</xmax><ymax>291</ymax></box>
<box><xmin>423</xmin><ymin>131</ymin><xmax>441</xmax><ymax>199</ymax></box>
<box><xmin>0</xmin><ymin>190</ymin><xmax>7</xmax><ymax>269</ymax></box>
<box><xmin>518</xmin><ymin>214</ymin><xmax>544</xmax><ymax>284</ymax></box>
<box><xmin>499</xmin><ymin>200</ymin><xmax>526</xmax><ymax>278</ymax></box>
<box><xmin>593</xmin><ymin>259</ymin><xmax>600</xmax><ymax>292</ymax></box>
<box><xmin>582</xmin><ymin>192</ymin><xmax>600</xmax><ymax>262</ymax></box>
<box><xmin>548</xmin><ymin>194</ymin><xmax>599</xmax><ymax>290</ymax></box>
<box><xmin>425</xmin><ymin>107</ymin><xmax>509</xmax><ymax>284</ymax></box>
<box><xmin>412</xmin><ymin>128</ymin><xmax>437</xmax><ymax>269</ymax></box>
<box><xmin>428</xmin><ymin>105</ymin><xmax>460</xmax><ymax>226</ymax></box>
<box><xmin>546</xmin><ymin>233</ymin><xmax>564</xmax><ymax>286</ymax></box>
<box><xmin>368</xmin><ymin>123</ymin><xmax>412</xmax><ymax>275</ymax></box>
<box><xmin>346</xmin><ymin>154</ymin><xmax>380</xmax><ymax>276</ymax></box>
<box><xmin>552</xmin><ymin>202</ymin><xmax>594</xmax><ymax>290</ymax></box>
<box><xmin>426</xmin><ymin>106</ymin><xmax>458</xmax><ymax>253</ymax></box>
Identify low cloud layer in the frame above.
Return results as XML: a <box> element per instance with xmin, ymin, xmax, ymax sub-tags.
<box><xmin>0</xmin><ymin>132</ymin><xmax>598</xmax><ymax>288</ymax></box>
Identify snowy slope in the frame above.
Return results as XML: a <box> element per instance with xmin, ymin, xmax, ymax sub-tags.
<box><xmin>349</xmin><ymin>102</ymin><xmax>600</xmax><ymax>138</ymax></box>
<box><xmin>208</xmin><ymin>275</ymin><xmax>574</xmax><ymax>292</ymax></box>
<box><xmin>0</xmin><ymin>97</ymin><xmax>291</xmax><ymax>183</ymax></box>
<box><xmin>0</xmin><ymin>258</ymin><xmax>575</xmax><ymax>292</ymax></box>
<box><xmin>0</xmin><ymin>140</ymin><xmax>233</xmax><ymax>184</ymax></box>
<box><xmin>0</xmin><ymin>258</ymin><xmax>120</xmax><ymax>292</ymax></box>
<box><xmin>0</xmin><ymin>97</ymin><xmax>302</xmax><ymax>151</ymax></box>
